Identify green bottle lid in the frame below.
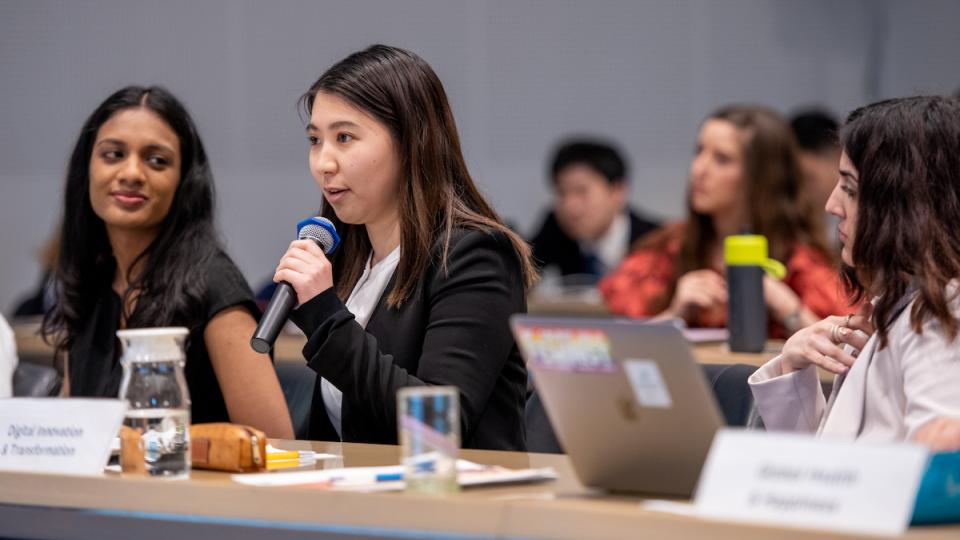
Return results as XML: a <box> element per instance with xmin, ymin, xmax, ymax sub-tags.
<box><xmin>724</xmin><ymin>235</ymin><xmax>786</xmax><ymax>278</ymax></box>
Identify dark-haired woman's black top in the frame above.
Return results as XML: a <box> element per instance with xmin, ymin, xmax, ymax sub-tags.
<box><xmin>68</xmin><ymin>251</ymin><xmax>258</xmax><ymax>424</ymax></box>
<box><xmin>290</xmin><ymin>228</ymin><xmax>528</xmax><ymax>451</ymax></box>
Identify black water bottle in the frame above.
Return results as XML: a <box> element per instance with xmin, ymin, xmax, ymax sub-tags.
<box><xmin>725</xmin><ymin>235</ymin><xmax>779</xmax><ymax>353</ymax></box>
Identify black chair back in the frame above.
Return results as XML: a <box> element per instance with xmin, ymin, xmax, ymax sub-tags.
<box><xmin>274</xmin><ymin>362</ymin><xmax>316</xmax><ymax>440</ymax></box>
<box><xmin>13</xmin><ymin>362</ymin><xmax>61</xmax><ymax>397</ymax></box>
<box><xmin>524</xmin><ymin>388</ymin><xmax>564</xmax><ymax>454</ymax></box>
<box><xmin>700</xmin><ymin>363</ymin><xmax>758</xmax><ymax>427</ymax></box>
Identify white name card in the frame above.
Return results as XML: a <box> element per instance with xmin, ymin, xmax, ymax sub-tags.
<box><xmin>694</xmin><ymin>429</ymin><xmax>928</xmax><ymax>536</ymax></box>
<box><xmin>0</xmin><ymin>398</ymin><xmax>126</xmax><ymax>476</ymax></box>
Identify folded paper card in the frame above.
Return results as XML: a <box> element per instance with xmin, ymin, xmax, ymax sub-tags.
<box><xmin>0</xmin><ymin>398</ymin><xmax>126</xmax><ymax>476</ymax></box>
<box><xmin>694</xmin><ymin>429</ymin><xmax>929</xmax><ymax>536</ymax></box>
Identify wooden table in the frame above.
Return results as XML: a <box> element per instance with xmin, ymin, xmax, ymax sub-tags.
<box><xmin>0</xmin><ymin>440</ymin><xmax>954</xmax><ymax>540</ymax></box>
<box><xmin>694</xmin><ymin>340</ymin><xmax>835</xmax><ymax>383</ymax></box>
<box><xmin>279</xmin><ymin>332</ymin><xmax>841</xmax><ymax>384</ymax></box>
<box><xmin>10</xmin><ymin>322</ymin><xmax>789</xmax><ymax>370</ymax></box>
<box><xmin>12</xmin><ymin>322</ymin><xmax>831</xmax><ymax>385</ymax></box>
<box><xmin>277</xmin><ymin>330</ymin><xmax>788</xmax><ymax>371</ymax></box>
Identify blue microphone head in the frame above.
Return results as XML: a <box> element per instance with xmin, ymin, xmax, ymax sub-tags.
<box><xmin>297</xmin><ymin>216</ymin><xmax>340</xmax><ymax>254</ymax></box>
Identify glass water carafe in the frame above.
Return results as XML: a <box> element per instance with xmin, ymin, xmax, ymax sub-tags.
<box><xmin>117</xmin><ymin>327</ymin><xmax>191</xmax><ymax>478</ymax></box>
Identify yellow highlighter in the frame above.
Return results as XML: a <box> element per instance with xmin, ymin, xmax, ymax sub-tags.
<box><xmin>266</xmin><ymin>458</ymin><xmax>308</xmax><ymax>471</ymax></box>
<box><xmin>266</xmin><ymin>449</ymin><xmax>300</xmax><ymax>461</ymax></box>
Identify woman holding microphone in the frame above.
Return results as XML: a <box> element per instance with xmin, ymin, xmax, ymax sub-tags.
<box><xmin>274</xmin><ymin>45</ymin><xmax>536</xmax><ymax>450</ymax></box>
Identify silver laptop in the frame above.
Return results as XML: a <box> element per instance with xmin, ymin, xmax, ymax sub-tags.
<box><xmin>511</xmin><ymin>315</ymin><xmax>723</xmax><ymax>497</ymax></box>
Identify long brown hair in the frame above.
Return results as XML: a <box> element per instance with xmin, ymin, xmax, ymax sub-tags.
<box><xmin>299</xmin><ymin>45</ymin><xmax>537</xmax><ymax>306</ymax></box>
<box><xmin>648</xmin><ymin>104</ymin><xmax>831</xmax><ymax>313</ymax></box>
<box><xmin>840</xmin><ymin>96</ymin><xmax>960</xmax><ymax>347</ymax></box>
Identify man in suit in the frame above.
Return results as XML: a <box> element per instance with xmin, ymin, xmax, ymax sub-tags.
<box><xmin>530</xmin><ymin>140</ymin><xmax>657</xmax><ymax>283</ymax></box>
<box><xmin>791</xmin><ymin>110</ymin><xmax>841</xmax><ymax>247</ymax></box>
<box><xmin>790</xmin><ymin>110</ymin><xmax>840</xmax><ymax>209</ymax></box>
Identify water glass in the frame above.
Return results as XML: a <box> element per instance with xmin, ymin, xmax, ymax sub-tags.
<box><xmin>397</xmin><ymin>386</ymin><xmax>460</xmax><ymax>495</ymax></box>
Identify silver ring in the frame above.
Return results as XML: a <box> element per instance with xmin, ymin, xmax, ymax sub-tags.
<box><xmin>844</xmin><ymin>314</ymin><xmax>853</xmax><ymax>327</ymax></box>
<box><xmin>830</xmin><ymin>324</ymin><xmax>842</xmax><ymax>344</ymax></box>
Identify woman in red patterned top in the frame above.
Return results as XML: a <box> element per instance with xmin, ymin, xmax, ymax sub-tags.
<box><xmin>600</xmin><ymin>105</ymin><xmax>853</xmax><ymax>337</ymax></box>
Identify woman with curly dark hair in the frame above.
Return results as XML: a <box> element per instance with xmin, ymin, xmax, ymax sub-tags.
<box><xmin>750</xmin><ymin>96</ymin><xmax>960</xmax><ymax>441</ymax></box>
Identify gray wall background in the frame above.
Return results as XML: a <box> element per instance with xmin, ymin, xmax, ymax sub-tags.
<box><xmin>2</xmin><ymin>0</ymin><xmax>958</xmax><ymax>315</ymax></box>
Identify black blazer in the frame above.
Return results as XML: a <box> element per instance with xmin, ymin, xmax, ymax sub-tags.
<box><xmin>530</xmin><ymin>208</ymin><xmax>658</xmax><ymax>278</ymax></box>
<box><xmin>290</xmin><ymin>228</ymin><xmax>528</xmax><ymax>451</ymax></box>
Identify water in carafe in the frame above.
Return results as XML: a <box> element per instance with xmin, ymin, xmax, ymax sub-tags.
<box><xmin>118</xmin><ymin>327</ymin><xmax>191</xmax><ymax>478</ymax></box>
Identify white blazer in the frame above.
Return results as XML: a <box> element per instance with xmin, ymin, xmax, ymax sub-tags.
<box><xmin>0</xmin><ymin>315</ymin><xmax>17</xmax><ymax>398</ymax></box>
<box><xmin>749</xmin><ymin>294</ymin><xmax>960</xmax><ymax>442</ymax></box>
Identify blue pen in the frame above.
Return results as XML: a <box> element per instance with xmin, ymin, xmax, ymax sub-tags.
<box><xmin>328</xmin><ymin>471</ymin><xmax>404</xmax><ymax>485</ymax></box>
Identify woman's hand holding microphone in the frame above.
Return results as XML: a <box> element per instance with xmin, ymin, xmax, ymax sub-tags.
<box><xmin>274</xmin><ymin>239</ymin><xmax>334</xmax><ymax>305</ymax></box>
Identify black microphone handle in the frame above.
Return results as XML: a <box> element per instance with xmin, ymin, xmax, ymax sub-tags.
<box><xmin>250</xmin><ymin>281</ymin><xmax>298</xmax><ymax>353</ymax></box>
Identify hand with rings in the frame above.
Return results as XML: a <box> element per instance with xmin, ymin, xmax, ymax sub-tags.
<box><xmin>829</xmin><ymin>323</ymin><xmax>845</xmax><ymax>344</ymax></box>
<box><xmin>779</xmin><ymin>304</ymin><xmax>875</xmax><ymax>376</ymax></box>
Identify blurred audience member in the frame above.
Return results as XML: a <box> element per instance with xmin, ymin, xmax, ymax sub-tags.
<box><xmin>12</xmin><ymin>231</ymin><xmax>59</xmax><ymax>318</ymax></box>
<box><xmin>601</xmin><ymin>105</ymin><xmax>853</xmax><ymax>336</ymax></box>
<box><xmin>791</xmin><ymin>110</ymin><xmax>841</xmax><ymax>247</ymax></box>
<box><xmin>530</xmin><ymin>140</ymin><xmax>658</xmax><ymax>285</ymax></box>
<box><xmin>791</xmin><ymin>109</ymin><xmax>841</xmax><ymax>208</ymax></box>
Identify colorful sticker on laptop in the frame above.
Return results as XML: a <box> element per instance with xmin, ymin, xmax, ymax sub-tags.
<box><xmin>516</xmin><ymin>327</ymin><xmax>615</xmax><ymax>372</ymax></box>
<box><xmin>622</xmin><ymin>359</ymin><xmax>672</xmax><ymax>408</ymax></box>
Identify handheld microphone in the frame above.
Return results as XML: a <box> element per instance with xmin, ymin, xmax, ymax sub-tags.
<box><xmin>250</xmin><ymin>217</ymin><xmax>341</xmax><ymax>353</ymax></box>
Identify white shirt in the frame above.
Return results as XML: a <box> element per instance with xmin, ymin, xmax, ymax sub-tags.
<box><xmin>321</xmin><ymin>245</ymin><xmax>401</xmax><ymax>437</ymax></box>
<box><xmin>579</xmin><ymin>211</ymin><xmax>630</xmax><ymax>273</ymax></box>
<box><xmin>0</xmin><ymin>315</ymin><xmax>18</xmax><ymax>398</ymax></box>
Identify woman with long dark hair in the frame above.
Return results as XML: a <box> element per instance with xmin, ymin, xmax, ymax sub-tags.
<box><xmin>600</xmin><ymin>104</ymin><xmax>852</xmax><ymax>336</ymax></box>
<box><xmin>273</xmin><ymin>45</ymin><xmax>536</xmax><ymax>450</ymax></box>
<box><xmin>750</xmin><ymin>96</ymin><xmax>960</xmax><ymax>440</ymax></box>
<box><xmin>43</xmin><ymin>86</ymin><xmax>293</xmax><ymax>438</ymax></box>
